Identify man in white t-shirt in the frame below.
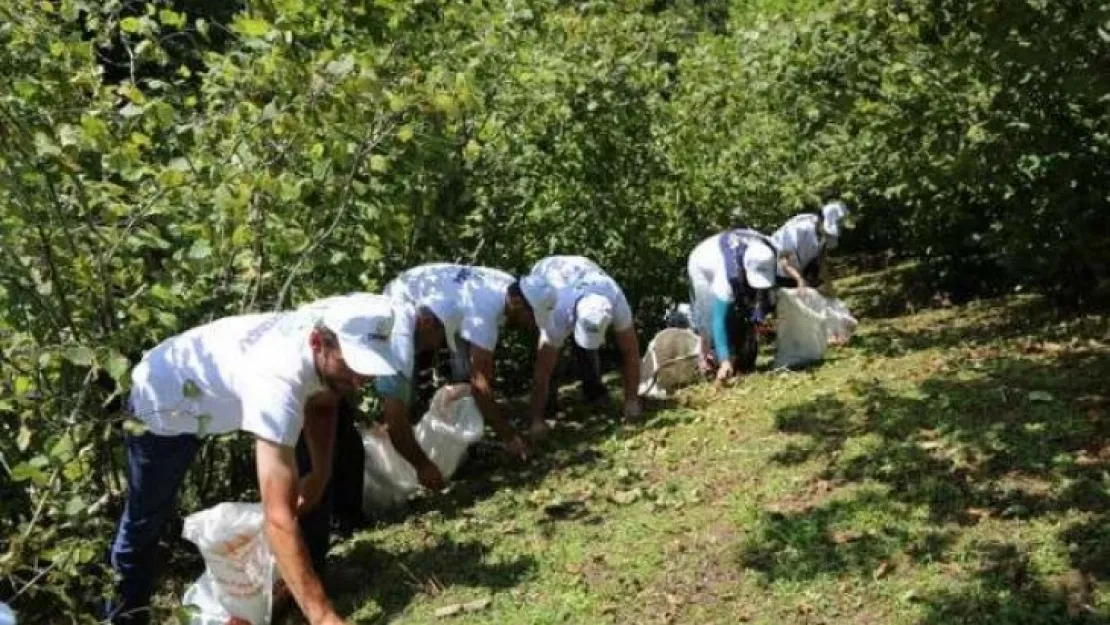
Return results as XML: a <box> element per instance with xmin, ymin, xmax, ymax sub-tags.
<box><xmin>526</xmin><ymin>256</ymin><xmax>642</xmax><ymax>440</ymax></box>
<box><xmin>772</xmin><ymin>191</ymin><xmax>850</xmax><ymax>291</ymax></box>
<box><xmin>384</xmin><ymin>263</ymin><xmax>557</xmax><ymax>461</ymax></box>
<box><xmin>106</xmin><ymin>295</ymin><xmax>402</xmax><ymax>625</ymax></box>
<box><xmin>687</xmin><ymin>229</ymin><xmax>778</xmax><ymax>383</ymax></box>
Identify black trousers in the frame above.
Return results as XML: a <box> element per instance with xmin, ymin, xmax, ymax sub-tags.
<box><xmin>547</xmin><ymin>344</ymin><xmax>606</xmax><ymax>413</ymax></box>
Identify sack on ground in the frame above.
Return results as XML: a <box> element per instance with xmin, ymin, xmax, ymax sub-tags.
<box><xmin>774</xmin><ymin>288</ymin><xmax>859</xmax><ymax>369</ymax></box>
<box><xmin>181</xmin><ymin>502</ymin><xmax>276</xmax><ymax>625</ymax></box>
<box><xmin>825</xmin><ymin>297</ymin><xmax>858</xmax><ymax>344</ymax></box>
<box><xmin>638</xmin><ymin>328</ymin><xmax>702</xmax><ymax>399</ymax></box>
<box><xmin>774</xmin><ymin>288</ymin><xmax>830</xmax><ymax>369</ymax></box>
<box><xmin>361</xmin><ymin>383</ymin><xmax>484</xmax><ymax>512</ymax></box>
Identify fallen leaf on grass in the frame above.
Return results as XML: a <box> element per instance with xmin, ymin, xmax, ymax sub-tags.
<box><xmin>434</xmin><ymin>598</ymin><xmax>491</xmax><ymax>619</ymax></box>
<box><xmin>873</xmin><ymin>560</ymin><xmax>892</xmax><ymax>579</ymax></box>
<box><xmin>832</xmin><ymin>529</ymin><xmax>864</xmax><ymax>544</ymax></box>
<box><xmin>610</xmin><ymin>488</ymin><xmax>642</xmax><ymax>505</ymax></box>
<box><xmin>434</xmin><ymin>605</ymin><xmax>462</xmax><ymax>618</ymax></box>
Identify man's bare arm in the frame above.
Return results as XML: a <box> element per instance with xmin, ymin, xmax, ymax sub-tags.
<box><xmin>469</xmin><ymin>345</ymin><xmax>522</xmax><ymax>449</ymax></box>
<box><xmin>528</xmin><ymin>343</ymin><xmax>560</xmax><ymax>425</ymax></box>
<box><xmin>614</xmin><ymin>328</ymin><xmax>641</xmax><ymax>404</ymax></box>
<box><xmin>299</xmin><ymin>392</ymin><xmax>339</xmax><ymax>512</ymax></box>
<box><xmin>256</xmin><ymin>439</ymin><xmax>345</xmax><ymax>625</ymax></box>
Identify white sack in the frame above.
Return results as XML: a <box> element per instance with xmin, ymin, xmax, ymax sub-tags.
<box><xmin>637</xmin><ymin>328</ymin><xmax>703</xmax><ymax>399</ymax></box>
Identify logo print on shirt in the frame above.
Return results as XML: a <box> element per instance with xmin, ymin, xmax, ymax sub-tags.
<box><xmin>453</xmin><ymin>268</ymin><xmax>473</xmax><ymax>284</ymax></box>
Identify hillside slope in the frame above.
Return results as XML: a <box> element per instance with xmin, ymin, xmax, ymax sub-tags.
<box><xmin>309</xmin><ymin>266</ymin><xmax>1110</xmax><ymax>624</ymax></box>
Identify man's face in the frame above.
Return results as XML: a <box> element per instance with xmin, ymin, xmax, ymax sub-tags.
<box><xmin>311</xmin><ymin>331</ymin><xmax>369</xmax><ymax>396</ymax></box>
<box><xmin>506</xmin><ymin>296</ymin><xmax>536</xmax><ymax>330</ymax></box>
<box><xmin>415</xmin><ymin>309</ymin><xmax>446</xmax><ymax>351</ymax></box>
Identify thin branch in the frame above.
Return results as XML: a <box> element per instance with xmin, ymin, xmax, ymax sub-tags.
<box><xmin>273</xmin><ymin>118</ymin><xmax>397</xmax><ymax>310</ymax></box>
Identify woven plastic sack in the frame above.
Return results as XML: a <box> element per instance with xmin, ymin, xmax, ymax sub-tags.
<box><xmin>773</xmin><ymin>288</ymin><xmax>830</xmax><ymax>369</ymax></box>
<box><xmin>638</xmin><ymin>328</ymin><xmax>703</xmax><ymax>399</ymax></box>
<box><xmin>361</xmin><ymin>384</ymin><xmax>484</xmax><ymax>511</ymax></box>
<box><xmin>825</xmin><ymin>297</ymin><xmax>858</xmax><ymax>345</ymax></box>
<box><xmin>181</xmin><ymin>502</ymin><xmax>276</xmax><ymax>625</ymax></box>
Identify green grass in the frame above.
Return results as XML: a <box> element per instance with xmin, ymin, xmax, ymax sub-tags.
<box><xmin>297</xmin><ymin>264</ymin><xmax>1110</xmax><ymax>624</ymax></box>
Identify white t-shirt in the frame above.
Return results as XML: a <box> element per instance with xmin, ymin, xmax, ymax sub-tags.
<box><xmin>688</xmin><ymin>233</ymin><xmax>737</xmax><ymax>302</ymax></box>
<box><xmin>384</xmin><ymin>264</ymin><xmax>513</xmax><ymax>353</ymax></box>
<box><xmin>772</xmin><ymin>214</ymin><xmax>821</xmax><ymax>271</ymax></box>
<box><xmin>128</xmin><ymin>312</ymin><xmax>325</xmax><ymax>446</ymax></box>
<box><xmin>530</xmin><ymin>255</ymin><xmax>605</xmax><ymax>289</ymax></box>
<box><xmin>531</xmin><ymin>256</ymin><xmax>633</xmax><ymax>348</ymax></box>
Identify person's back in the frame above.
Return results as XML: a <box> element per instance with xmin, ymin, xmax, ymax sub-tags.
<box><xmin>385</xmin><ymin>263</ymin><xmax>514</xmax><ymax>352</ymax></box>
<box><xmin>530</xmin><ymin>255</ymin><xmax>606</xmax><ymax>289</ymax></box>
<box><xmin>772</xmin><ymin>214</ymin><xmax>821</xmax><ymax>272</ymax></box>
<box><xmin>130</xmin><ymin>312</ymin><xmax>322</xmax><ymax>445</ymax></box>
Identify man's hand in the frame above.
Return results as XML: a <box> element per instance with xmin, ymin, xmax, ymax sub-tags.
<box><xmin>417</xmin><ymin>462</ymin><xmax>447</xmax><ymax>492</ymax></box>
<box><xmin>316</xmin><ymin>615</ymin><xmax>352</xmax><ymax>625</ymax></box>
<box><xmin>504</xmin><ymin>434</ymin><xmax>530</xmax><ymax>461</ymax></box>
<box><xmin>297</xmin><ymin>471</ymin><xmax>327</xmax><ymax>515</ymax></box>
<box><xmin>715</xmin><ymin>360</ymin><xmax>735</xmax><ymax>385</ymax></box>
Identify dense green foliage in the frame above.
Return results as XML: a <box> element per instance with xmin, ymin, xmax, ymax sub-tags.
<box><xmin>1</xmin><ymin>0</ymin><xmax>1107</xmax><ymax>620</ymax></box>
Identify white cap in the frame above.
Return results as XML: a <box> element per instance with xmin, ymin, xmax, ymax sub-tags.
<box><xmin>573</xmin><ymin>293</ymin><xmax>613</xmax><ymax>350</ymax></box>
<box><xmin>319</xmin><ymin>294</ymin><xmax>401</xmax><ymax>377</ymax></box>
<box><xmin>821</xmin><ymin>201</ymin><xmax>849</xmax><ymax>239</ymax></box>
<box><xmin>519</xmin><ymin>274</ymin><xmax>557</xmax><ymax>329</ymax></box>
<box><xmin>743</xmin><ymin>241</ymin><xmax>777</xmax><ymax>289</ymax></box>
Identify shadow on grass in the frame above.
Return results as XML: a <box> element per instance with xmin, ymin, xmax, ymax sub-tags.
<box><xmin>769</xmin><ymin>348</ymin><xmax>1110</xmax><ymax>524</ymax></box>
<box><xmin>738</xmin><ymin>308</ymin><xmax>1110</xmax><ymax>623</ymax></box>
<box><xmin>326</xmin><ymin>536</ymin><xmax>536</xmax><ymax>623</ymax></box>
<box><xmin>916</xmin><ymin>541</ymin><xmax>1109</xmax><ymax>625</ymax></box>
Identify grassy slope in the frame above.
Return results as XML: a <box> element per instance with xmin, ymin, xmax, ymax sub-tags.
<box><xmin>309</xmin><ymin>264</ymin><xmax>1110</xmax><ymax>624</ymax></box>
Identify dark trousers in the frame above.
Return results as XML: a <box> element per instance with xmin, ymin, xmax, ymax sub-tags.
<box><xmin>105</xmin><ymin>430</ymin><xmax>332</xmax><ymax>624</ymax></box>
<box><xmin>547</xmin><ymin>344</ymin><xmax>606</xmax><ymax>413</ymax></box>
<box><xmin>726</xmin><ymin>300</ymin><xmax>760</xmax><ymax>373</ymax></box>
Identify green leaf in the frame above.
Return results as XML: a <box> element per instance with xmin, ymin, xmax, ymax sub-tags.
<box><xmin>106</xmin><ymin>352</ymin><xmax>131</xmax><ymax>382</ymax></box>
<box><xmin>50</xmin><ymin>434</ymin><xmax>74</xmax><ymax>461</ymax></box>
<box><xmin>325</xmin><ymin>56</ymin><xmax>355</xmax><ymax>77</ymax></box>
<box><xmin>9</xmin><ymin>461</ymin><xmax>46</xmax><ymax>484</ymax></box>
<box><xmin>187</xmin><ymin>239</ymin><xmax>213</xmax><ymax>260</ymax></box>
<box><xmin>17</xmin><ymin>424</ymin><xmax>32</xmax><ymax>452</ymax></box>
<box><xmin>397</xmin><ymin>124</ymin><xmax>415</xmax><ymax>143</ymax></box>
<box><xmin>158</xmin><ymin>8</ymin><xmax>186</xmax><ymax>29</ymax></box>
<box><xmin>120</xmin><ymin>16</ymin><xmax>142</xmax><ymax>33</ymax></box>
<box><xmin>234</xmin><ymin>17</ymin><xmax>271</xmax><ymax>38</ymax></box>
<box><xmin>156</xmin><ymin>311</ymin><xmax>178</xmax><ymax>329</ymax></box>
<box><xmin>182</xmin><ymin>379</ymin><xmax>202</xmax><ymax>399</ymax></box>
<box><xmin>119</xmin><ymin>103</ymin><xmax>145</xmax><ymax>118</ymax></box>
<box><xmin>1027</xmin><ymin>391</ymin><xmax>1055</xmax><ymax>402</ymax></box>
<box><xmin>65</xmin><ymin>495</ymin><xmax>87</xmax><ymax>516</ymax></box>
<box><xmin>122</xmin><ymin>419</ymin><xmax>149</xmax><ymax>436</ymax></box>
<box><xmin>369</xmin><ymin>155</ymin><xmax>389</xmax><ymax>173</ymax></box>
<box><xmin>63</xmin><ymin>346</ymin><xmax>96</xmax><ymax>367</ymax></box>
<box><xmin>463</xmin><ymin>139</ymin><xmax>481</xmax><ymax>161</ymax></box>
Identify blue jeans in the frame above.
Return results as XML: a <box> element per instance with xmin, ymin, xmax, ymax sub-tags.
<box><xmin>105</xmin><ymin>431</ymin><xmax>332</xmax><ymax>624</ymax></box>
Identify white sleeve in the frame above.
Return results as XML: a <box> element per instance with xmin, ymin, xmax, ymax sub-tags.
<box><xmin>708</xmin><ymin>249</ymin><xmax>735</xmax><ymax>302</ymax></box>
<box><xmin>239</xmin><ymin>375</ymin><xmax>305</xmax><ymax>446</ymax></box>
<box><xmin>691</xmin><ymin>237</ymin><xmax>734</xmax><ymax>302</ymax></box>
<box><xmin>390</xmin><ymin>305</ymin><xmax>417</xmax><ymax>379</ymax></box>
<box><xmin>611</xmin><ymin>289</ymin><xmax>634</xmax><ymax>332</ymax></box>
<box><xmin>539</xmin><ymin>315</ymin><xmax>571</xmax><ymax>348</ymax></box>
<box><xmin>459</xmin><ymin>293</ymin><xmax>501</xmax><ymax>352</ymax></box>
